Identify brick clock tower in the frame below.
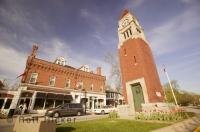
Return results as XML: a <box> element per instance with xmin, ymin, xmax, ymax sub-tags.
<box><xmin>118</xmin><ymin>10</ymin><xmax>164</xmax><ymax>112</ymax></box>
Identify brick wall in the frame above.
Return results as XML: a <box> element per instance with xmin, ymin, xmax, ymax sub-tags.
<box><xmin>21</xmin><ymin>49</ymin><xmax>106</xmax><ymax>93</ymax></box>
<box><xmin>119</xmin><ymin>38</ymin><xmax>164</xmax><ymax>103</ymax></box>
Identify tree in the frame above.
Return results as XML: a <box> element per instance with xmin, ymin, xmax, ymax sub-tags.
<box><xmin>163</xmin><ymin>80</ymin><xmax>200</xmax><ymax>106</ymax></box>
<box><xmin>0</xmin><ymin>79</ymin><xmax>20</xmax><ymax>90</ymax></box>
<box><xmin>104</xmin><ymin>52</ymin><xmax>121</xmax><ymax>91</ymax></box>
<box><xmin>0</xmin><ymin>80</ymin><xmax>5</xmax><ymax>90</ymax></box>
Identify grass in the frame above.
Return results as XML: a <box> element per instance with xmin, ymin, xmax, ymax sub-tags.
<box><xmin>56</xmin><ymin>118</ymin><xmax>170</xmax><ymax>132</ymax></box>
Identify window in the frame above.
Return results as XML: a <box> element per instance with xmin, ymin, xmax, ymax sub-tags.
<box><xmin>45</xmin><ymin>99</ymin><xmax>54</xmax><ymax>109</ymax></box>
<box><xmin>90</xmin><ymin>84</ymin><xmax>94</xmax><ymax>91</ymax></box>
<box><xmin>129</xmin><ymin>28</ymin><xmax>132</xmax><ymax>35</ymax></box>
<box><xmin>49</xmin><ymin>76</ymin><xmax>56</xmax><ymax>86</ymax></box>
<box><xmin>65</xmin><ymin>79</ymin><xmax>70</xmax><ymax>88</ymax></box>
<box><xmin>123</xmin><ymin>33</ymin><xmax>126</xmax><ymax>39</ymax></box>
<box><xmin>124</xmin><ymin>48</ymin><xmax>127</xmax><ymax>56</ymax></box>
<box><xmin>136</xmin><ymin>28</ymin><xmax>141</xmax><ymax>33</ymax></box>
<box><xmin>134</xmin><ymin>56</ymin><xmax>137</xmax><ymax>63</ymax></box>
<box><xmin>34</xmin><ymin>98</ymin><xmax>45</xmax><ymax>110</ymax></box>
<box><xmin>126</xmin><ymin>31</ymin><xmax>129</xmax><ymax>37</ymax></box>
<box><xmin>100</xmin><ymin>86</ymin><xmax>104</xmax><ymax>92</ymax></box>
<box><xmin>76</xmin><ymin>81</ymin><xmax>83</xmax><ymax>89</ymax></box>
<box><xmin>0</xmin><ymin>99</ymin><xmax>4</xmax><ymax>109</ymax></box>
<box><xmin>29</xmin><ymin>73</ymin><xmax>38</xmax><ymax>84</ymax></box>
<box><xmin>4</xmin><ymin>99</ymin><xmax>12</xmax><ymax>109</ymax></box>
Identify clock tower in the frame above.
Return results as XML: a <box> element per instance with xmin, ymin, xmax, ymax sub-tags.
<box><xmin>118</xmin><ymin>10</ymin><xmax>164</xmax><ymax>112</ymax></box>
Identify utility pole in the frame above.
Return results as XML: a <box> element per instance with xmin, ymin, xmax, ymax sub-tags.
<box><xmin>163</xmin><ymin>67</ymin><xmax>178</xmax><ymax>106</ymax></box>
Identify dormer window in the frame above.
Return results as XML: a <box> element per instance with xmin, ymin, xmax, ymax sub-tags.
<box><xmin>54</xmin><ymin>57</ymin><xmax>66</xmax><ymax>66</ymax></box>
<box><xmin>29</xmin><ymin>73</ymin><xmax>38</xmax><ymax>84</ymax></box>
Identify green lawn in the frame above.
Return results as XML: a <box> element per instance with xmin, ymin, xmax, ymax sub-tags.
<box><xmin>56</xmin><ymin>118</ymin><xmax>169</xmax><ymax>132</ymax></box>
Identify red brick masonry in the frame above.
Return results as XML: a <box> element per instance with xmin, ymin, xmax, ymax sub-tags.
<box><xmin>119</xmin><ymin>38</ymin><xmax>164</xmax><ymax>103</ymax></box>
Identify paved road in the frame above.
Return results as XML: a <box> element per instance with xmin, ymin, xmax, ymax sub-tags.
<box><xmin>183</xmin><ymin>106</ymin><xmax>200</xmax><ymax>114</ymax></box>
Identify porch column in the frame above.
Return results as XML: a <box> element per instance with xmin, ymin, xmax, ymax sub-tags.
<box><xmin>2</xmin><ymin>98</ymin><xmax>7</xmax><ymax>109</ymax></box>
<box><xmin>95</xmin><ymin>98</ymin><xmax>98</xmax><ymax>109</ymax></box>
<box><xmin>43</xmin><ymin>99</ymin><xmax>46</xmax><ymax>110</ymax></box>
<box><xmin>91</xmin><ymin>97</ymin><xmax>94</xmax><ymax>112</ymax></box>
<box><xmin>29</xmin><ymin>91</ymin><xmax>37</xmax><ymax>110</ymax></box>
<box><xmin>53</xmin><ymin>100</ymin><xmax>56</xmax><ymax>108</ymax></box>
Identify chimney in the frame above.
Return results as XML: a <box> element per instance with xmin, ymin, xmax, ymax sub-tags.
<box><xmin>96</xmin><ymin>67</ymin><xmax>101</xmax><ymax>75</ymax></box>
<box><xmin>31</xmin><ymin>44</ymin><xmax>38</xmax><ymax>58</ymax></box>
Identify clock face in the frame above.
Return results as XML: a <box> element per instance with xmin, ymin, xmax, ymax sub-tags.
<box><xmin>122</xmin><ymin>19</ymin><xmax>129</xmax><ymax>27</ymax></box>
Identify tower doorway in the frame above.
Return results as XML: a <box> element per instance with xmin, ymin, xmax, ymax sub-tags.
<box><xmin>131</xmin><ymin>83</ymin><xmax>145</xmax><ymax>112</ymax></box>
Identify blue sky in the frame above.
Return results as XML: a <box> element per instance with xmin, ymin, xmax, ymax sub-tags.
<box><xmin>0</xmin><ymin>0</ymin><xmax>199</xmax><ymax>93</ymax></box>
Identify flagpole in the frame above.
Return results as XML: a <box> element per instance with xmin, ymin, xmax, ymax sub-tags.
<box><xmin>164</xmin><ymin>68</ymin><xmax>178</xmax><ymax>106</ymax></box>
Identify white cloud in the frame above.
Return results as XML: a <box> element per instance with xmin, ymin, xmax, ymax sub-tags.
<box><xmin>0</xmin><ymin>44</ymin><xmax>27</xmax><ymax>78</ymax></box>
<box><xmin>147</xmin><ymin>5</ymin><xmax>200</xmax><ymax>55</ymax></box>
<box><xmin>178</xmin><ymin>0</ymin><xmax>197</xmax><ymax>4</ymax></box>
<box><xmin>123</xmin><ymin>0</ymin><xmax>145</xmax><ymax>9</ymax></box>
<box><xmin>36</xmin><ymin>38</ymin><xmax>110</xmax><ymax>77</ymax></box>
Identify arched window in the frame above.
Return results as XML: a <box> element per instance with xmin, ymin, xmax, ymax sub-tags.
<box><xmin>129</xmin><ymin>28</ymin><xmax>132</xmax><ymax>35</ymax></box>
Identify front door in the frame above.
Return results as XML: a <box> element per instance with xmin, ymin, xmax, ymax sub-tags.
<box><xmin>131</xmin><ymin>83</ymin><xmax>145</xmax><ymax>112</ymax></box>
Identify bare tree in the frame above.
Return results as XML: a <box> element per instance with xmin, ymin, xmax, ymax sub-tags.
<box><xmin>0</xmin><ymin>79</ymin><xmax>20</xmax><ymax>90</ymax></box>
<box><xmin>104</xmin><ymin>52</ymin><xmax>121</xmax><ymax>92</ymax></box>
<box><xmin>0</xmin><ymin>80</ymin><xmax>5</xmax><ymax>90</ymax></box>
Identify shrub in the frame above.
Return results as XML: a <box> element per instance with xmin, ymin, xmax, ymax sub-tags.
<box><xmin>0</xmin><ymin>110</ymin><xmax>7</xmax><ymax>119</ymax></box>
<box><xmin>135</xmin><ymin>111</ymin><xmax>195</xmax><ymax>122</ymax></box>
<box><xmin>109</xmin><ymin>111</ymin><xmax>118</xmax><ymax>119</ymax></box>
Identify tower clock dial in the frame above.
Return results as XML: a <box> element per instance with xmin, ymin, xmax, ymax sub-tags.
<box><xmin>122</xmin><ymin>19</ymin><xmax>129</xmax><ymax>27</ymax></box>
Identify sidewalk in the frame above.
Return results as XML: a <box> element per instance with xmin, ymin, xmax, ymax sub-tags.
<box><xmin>152</xmin><ymin>115</ymin><xmax>200</xmax><ymax>132</ymax></box>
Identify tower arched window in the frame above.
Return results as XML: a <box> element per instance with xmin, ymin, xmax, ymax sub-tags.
<box><xmin>126</xmin><ymin>31</ymin><xmax>129</xmax><ymax>37</ymax></box>
<box><xmin>124</xmin><ymin>49</ymin><xmax>127</xmax><ymax>56</ymax></box>
<box><xmin>136</xmin><ymin>28</ymin><xmax>141</xmax><ymax>33</ymax></box>
<box><xmin>134</xmin><ymin>56</ymin><xmax>137</xmax><ymax>63</ymax></box>
<box><xmin>129</xmin><ymin>28</ymin><xmax>132</xmax><ymax>35</ymax></box>
<box><xmin>123</xmin><ymin>33</ymin><xmax>126</xmax><ymax>39</ymax></box>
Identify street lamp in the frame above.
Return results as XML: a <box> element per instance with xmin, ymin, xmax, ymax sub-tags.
<box><xmin>82</xmin><ymin>88</ymin><xmax>87</xmax><ymax>115</ymax></box>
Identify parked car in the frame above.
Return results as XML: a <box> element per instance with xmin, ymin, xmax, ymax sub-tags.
<box><xmin>94</xmin><ymin>106</ymin><xmax>117</xmax><ymax>114</ymax></box>
<box><xmin>45</xmin><ymin>103</ymin><xmax>84</xmax><ymax>117</ymax></box>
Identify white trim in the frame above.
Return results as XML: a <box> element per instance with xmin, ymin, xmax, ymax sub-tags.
<box><xmin>29</xmin><ymin>73</ymin><xmax>38</xmax><ymax>84</ymax></box>
<box><xmin>125</xmin><ymin>77</ymin><xmax>149</xmax><ymax>114</ymax></box>
<box><xmin>21</xmin><ymin>83</ymin><xmax>106</xmax><ymax>95</ymax></box>
<box><xmin>49</xmin><ymin>76</ymin><xmax>56</xmax><ymax>87</ymax></box>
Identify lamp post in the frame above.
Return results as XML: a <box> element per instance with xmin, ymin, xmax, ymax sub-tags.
<box><xmin>82</xmin><ymin>88</ymin><xmax>87</xmax><ymax>115</ymax></box>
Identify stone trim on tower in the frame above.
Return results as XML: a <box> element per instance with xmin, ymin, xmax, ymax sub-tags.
<box><xmin>118</xmin><ymin>10</ymin><xmax>147</xmax><ymax>49</ymax></box>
